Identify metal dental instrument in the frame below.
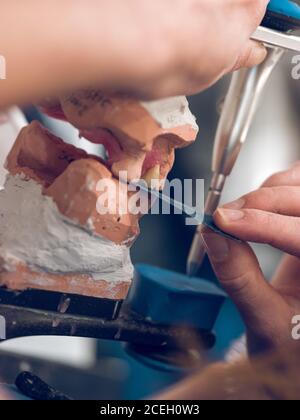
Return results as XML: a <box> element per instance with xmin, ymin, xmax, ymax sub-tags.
<box><xmin>252</xmin><ymin>26</ymin><xmax>300</xmax><ymax>52</ymax></box>
<box><xmin>187</xmin><ymin>47</ymin><xmax>284</xmax><ymax>277</ymax></box>
<box><xmin>133</xmin><ymin>181</ymin><xmax>204</xmax><ymax>224</ymax></box>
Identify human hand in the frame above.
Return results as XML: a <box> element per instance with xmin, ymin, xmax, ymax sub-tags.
<box><xmin>202</xmin><ymin>163</ymin><xmax>300</xmax><ymax>355</ymax></box>
<box><xmin>88</xmin><ymin>0</ymin><xmax>269</xmax><ymax>98</ymax></box>
<box><xmin>0</xmin><ymin>0</ymin><xmax>269</xmax><ymax>106</ymax></box>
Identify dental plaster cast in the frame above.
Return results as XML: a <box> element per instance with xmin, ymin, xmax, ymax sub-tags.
<box><xmin>0</xmin><ymin>92</ymin><xmax>198</xmax><ymax>300</ymax></box>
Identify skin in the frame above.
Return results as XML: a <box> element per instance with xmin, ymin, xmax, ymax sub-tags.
<box><xmin>0</xmin><ymin>0</ymin><xmax>268</xmax><ymax>107</ymax></box>
<box><xmin>202</xmin><ymin>162</ymin><xmax>300</xmax><ymax>356</ymax></box>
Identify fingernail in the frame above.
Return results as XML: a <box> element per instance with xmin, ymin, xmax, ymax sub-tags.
<box><xmin>202</xmin><ymin>233</ymin><xmax>230</xmax><ymax>263</ymax></box>
<box><xmin>223</xmin><ymin>198</ymin><xmax>245</xmax><ymax>210</ymax></box>
<box><xmin>217</xmin><ymin>208</ymin><xmax>245</xmax><ymax>222</ymax></box>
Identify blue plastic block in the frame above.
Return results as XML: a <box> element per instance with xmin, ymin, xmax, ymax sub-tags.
<box><xmin>264</xmin><ymin>0</ymin><xmax>300</xmax><ymax>31</ymax></box>
<box><xmin>268</xmin><ymin>0</ymin><xmax>300</xmax><ymax>20</ymax></box>
<box><xmin>128</xmin><ymin>265</ymin><xmax>227</xmax><ymax>331</ymax></box>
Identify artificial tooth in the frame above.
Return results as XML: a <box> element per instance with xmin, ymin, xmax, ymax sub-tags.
<box><xmin>142</xmin><ymin>165</ymin><xmax>161</xmax><ymax>189</ymax></box>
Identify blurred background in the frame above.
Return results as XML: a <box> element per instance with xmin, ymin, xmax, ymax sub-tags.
<box><xmin>0</xmin><ymin>53</ymin><xmax>300</xmax><ymax>399</ymax></box>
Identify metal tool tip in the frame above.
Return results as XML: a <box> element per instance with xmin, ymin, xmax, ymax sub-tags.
<box><xmin>186</xmin><ymin>262</ymin><xmax>200</xmax><ymax>278</ymax></box>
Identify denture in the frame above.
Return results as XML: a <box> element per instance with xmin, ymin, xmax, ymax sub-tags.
<box><xmin>0</xmin><ymin>92</ymin><xmax>198</xmax><ymax>300</ymax></box>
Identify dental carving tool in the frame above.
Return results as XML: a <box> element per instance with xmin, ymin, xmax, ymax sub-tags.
<box><xmin>133</xmin><ymin>181</ymin><xmax>204</xmax><ymax>224</ymax></box>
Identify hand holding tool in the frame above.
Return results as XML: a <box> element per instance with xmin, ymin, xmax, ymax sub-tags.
<box><xmin>187</xmin><ymin>0</ymin><xmax>300</xmax><ymax>276</ymax></box>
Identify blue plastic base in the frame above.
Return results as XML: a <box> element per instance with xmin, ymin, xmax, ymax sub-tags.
<box><xmin>128</xmin><ymin>265</ymin><xmax>227</xmax><ymax>332</ymax></box>
<box><xmin>265</xmin><ymin>0</ymin><xmax>300</xmax><ymax>31</ymax></box>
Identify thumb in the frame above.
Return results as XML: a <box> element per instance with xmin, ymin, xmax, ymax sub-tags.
<box><xmin>232</xmin><ymin>41</ymin><xmax>267</xmax><ymax>71</ymax></box>
<box><xmin>201</xmin><ymin>228</ymin><xmax>284</xmax><ymax>331</ymax></box>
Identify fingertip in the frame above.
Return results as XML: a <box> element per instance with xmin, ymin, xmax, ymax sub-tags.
<box><xmin>233</xmin><ymin>41</ymin><xmax>267</xmax><ymax>71</ymax></box>
<box><xmin>214</xmin><ymin>208</ymin><xmax>245</xmax><ymax>226</ymax></box>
